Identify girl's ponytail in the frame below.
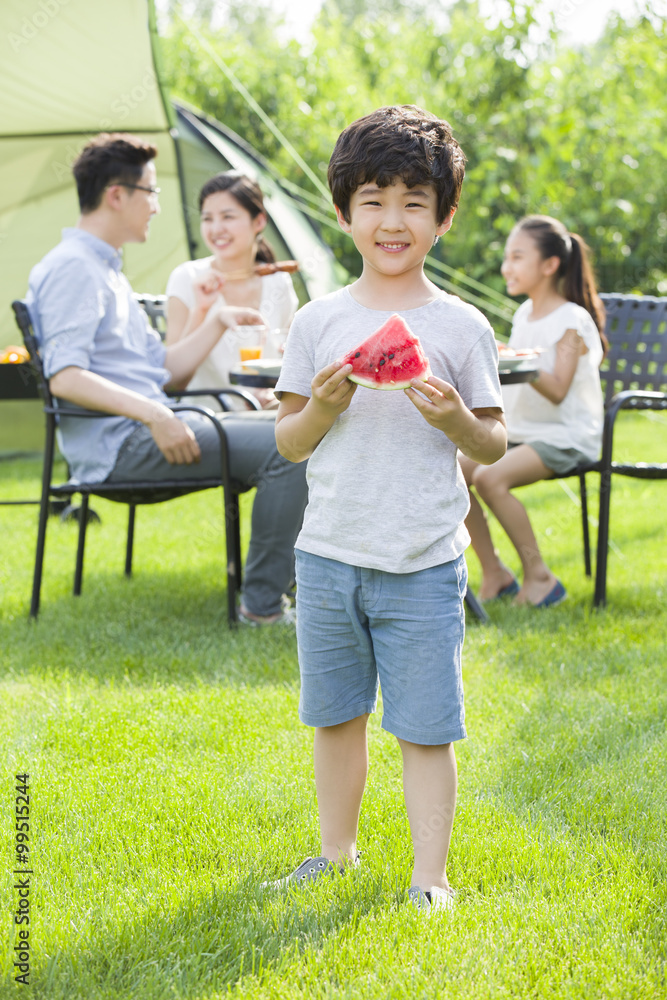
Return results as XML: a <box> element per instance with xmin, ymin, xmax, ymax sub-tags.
<box><xmin>515</xmin><ymin>215</ymin><xmax>608</xmax><ymax>355</ymax></box>
<box><xmin>563</xmin><ymin>233</ymin><xmax>608</xmax><ymax>354</ymax></box>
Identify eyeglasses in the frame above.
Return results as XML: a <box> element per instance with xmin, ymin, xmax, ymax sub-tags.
<box><xmin>117</xmin><ymin>183</ymin><xmax>161</xmax><ymax>196</ymax></box>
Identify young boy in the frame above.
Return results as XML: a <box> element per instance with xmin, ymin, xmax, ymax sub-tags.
<box><xmin>273</xmin><ymin>105</ymin><xmax>506</xmax><ymax>911</ymax></box>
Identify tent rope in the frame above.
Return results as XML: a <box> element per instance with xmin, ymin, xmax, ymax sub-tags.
<box><xmin>177</xmin><ymin>17</ymin><xmax>330</xmax><ymax>201</ymax></box>
<box><xmin>177</xmin><ymin>17</ymin><xmax>516</xmax><ymax>323</ymax></box>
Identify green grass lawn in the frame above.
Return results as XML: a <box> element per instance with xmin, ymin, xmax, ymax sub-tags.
<box><xmin>0</xmin><ymin>411</ymin><xmax>665</xmax><ymax>999</ymax></box>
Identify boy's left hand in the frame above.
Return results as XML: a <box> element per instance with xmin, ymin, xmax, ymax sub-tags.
<box><xmin>405</xmin><ymin>375</ymin><xmax>466</xmax><ymax>432</ymax></box>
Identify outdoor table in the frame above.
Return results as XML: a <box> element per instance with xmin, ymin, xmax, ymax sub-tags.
<box><xmin>0</xmin><ymin>363</ymin><xmax>41</xmax><ymax>507</ymax></box>
<box><xmin>0</xmin><ymin>363</ymin><xmax>39</xmax><ymax>399</ymax></box>
<box><xmin>230</xmin><ymin>361</ymin><xmax>539</xmax><ymax>623</ymax></box>
<box><xmin>230</xmin><ymin>362</ymin><xmax>539</xmax><ymax>390</ymax></box>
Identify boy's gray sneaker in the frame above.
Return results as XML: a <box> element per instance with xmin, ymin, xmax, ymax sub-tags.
<box><xmin>261</xmin><ymin>853</ymin><xmax>359</xmax><ymax>889</ymax></box>
<box><xmin>408</xmin><ymin>885</ymin><xmax>455</xmax><ymax>912</ymax></box>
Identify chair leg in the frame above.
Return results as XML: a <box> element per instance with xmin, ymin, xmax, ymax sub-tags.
<box><xmin>31</xmin><ymin>418</ymin><xmax>59</xmax><ymax>618</ymax></box>
<box><xmin>579</xmin><ymin>473</ymin><xmax>591</xmax><ymax>577</ymax></box>
<box><xmin>125</xmin><ymin>505</ymin><xmax>136</xmax><ymax>576</ymax></box>
<box><xmin>594</xmin><ymin>469</ymin><xmax>612</xmax><ymax>607</ymax></box>
<box><xmin>31</xmin><ymin>498</ymin><xmax>49</xmax><ymax>618</ymax></box>
<box><xmin>31</xmin><ymin>487</ymin><xmax>52</xmax><ymax>619</ymax></box>
<box><xmin>233</xmin><ymin>503</ymin><xmax>242</xmax><ymax>593</ymax></box>
<box><xmin>73</xmin><ymin>495</ymin><xmax>89</xmax><ymax>596</ymax></box>
<box><xmin>464</xmin><ymin>586</ymin><xmax>489</xmax><ymax>624</ymax></box>
<box><xmin>224</xmin><ymin>490</ymin><xmax>241</xmax><ymax>625</ymax></box>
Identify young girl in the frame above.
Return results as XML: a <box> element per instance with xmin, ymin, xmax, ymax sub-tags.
<box><xmin>165</xmin><ymin>172</ymin><xmax>298</xmax><ymax>407</ymax></box>
<box><xmin>459</xmin><ymin>214</ymin><xmax>607</xmax><ymax>607</ymax></box>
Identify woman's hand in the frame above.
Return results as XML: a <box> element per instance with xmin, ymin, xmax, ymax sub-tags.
<box><xmin>254</xmin><ymin>389</ymin><xmax>279</xmax><ymax>409</ymax></box>
<box><xmin>214</xmin><ymin>301</ymin><xmax>265</xmax><ymax>330</ymax></box>
<box><xmin>193</xmin><ymin>269</ymin><xmax>225</xmax><ymax>314</ymax></box>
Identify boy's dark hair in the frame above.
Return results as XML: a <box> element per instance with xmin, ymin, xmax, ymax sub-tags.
<box><xmin>198</xmin><ymin>172</ymin><xmax>275</xmax><ymax>264</ymax></box>
<box><xmin>72</xmin><ymin>133</ymin><xmax>158</xmax><ymax>213</ymax></box>
<box><xmin>328</xmin><ymin>105</ymin><xmax>466</xmax><ymax>224</ymax></box>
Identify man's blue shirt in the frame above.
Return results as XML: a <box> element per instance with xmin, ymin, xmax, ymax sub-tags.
<box><xmin>26</xmin><ymin>228</ymin><xmax>171</xmax><ymax>483</ymax></box>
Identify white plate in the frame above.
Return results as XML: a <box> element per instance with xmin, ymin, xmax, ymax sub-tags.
<box><xmin>240</xmin><ymin>358</ymin><xmax>282</xmax><ymax>377</ymax></box>
<box><xmin>497</xmin><ymin>353</ymin><xmax>540</xmax><ymax>371</ymax></box>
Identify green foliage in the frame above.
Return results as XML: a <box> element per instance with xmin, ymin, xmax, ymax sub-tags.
<box><xmin>159</xmin><ymin>0</ymin><xmax>666</xmax><ymax>334</ymax></box>
<box><xmin>524</xmin><ymin>14</ymin><xmax>667</xmax><ymax>294</ymax></box>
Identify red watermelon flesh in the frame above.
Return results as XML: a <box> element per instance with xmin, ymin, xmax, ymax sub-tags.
<box><xmin>341</xmin><ymin>314</ymin><xmax>430</xmax><ymax>390</ymax></box>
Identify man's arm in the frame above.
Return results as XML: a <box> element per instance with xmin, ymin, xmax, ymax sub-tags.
<box><xmin>49</xmin><ymin>366</ymin><xmax>201</xmax><ymax>465</ymax></box>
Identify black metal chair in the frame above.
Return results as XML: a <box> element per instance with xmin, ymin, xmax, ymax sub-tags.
<box><xmin>135</xmin><ymin>293</ymin><xmax>262</xmax><ymax>413</ymax></box>
<box><xmin>535</xmin><ymin>293</ymin><xmax>667</xmax><ymax>605</ymax></box>
<box><xmin>591</xmin><ymin>293</ymin><xmax>667</xmax><ymax>604</ymax></box>
<box><xmin>11</xmin><ymin>298</ymin><xmax>260</xmax><ymax>624</ymax></box>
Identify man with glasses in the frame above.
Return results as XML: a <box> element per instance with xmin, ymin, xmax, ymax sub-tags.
<box><xmin>26</xmin><ymin>133</ymin><xmax>307</xmax><ymax>625</ymax></box>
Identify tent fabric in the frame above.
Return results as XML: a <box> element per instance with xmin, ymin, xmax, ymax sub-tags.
<box><xmin>0</xmin><ymin>0</ymin><xmax>340</xmax><ymax>349</ymax></box>
<box><xmin>174</xmin><ymin>102</ymin><xmax>344</xmax><ymax>304</ymax></box>
<box><xmin>0</xmin><ymin>0</ymin><xmax>190</xmax><ymax>346</ymax></box>
<box><xmin>3</xmin><ymin>0</ymin><xmax>170</xmax><ymax>135</ymax></box>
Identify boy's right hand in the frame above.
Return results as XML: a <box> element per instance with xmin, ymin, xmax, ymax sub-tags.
<box><xmin>310</xmin><ymin>361</ymin><xmax>357</xmax><ymax>417</ymax></box>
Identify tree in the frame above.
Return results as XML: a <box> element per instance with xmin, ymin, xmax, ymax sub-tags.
<box><xmin>158</xmin><ymin>0</ymin><xmax>666</xmax><ymax>329</ymax></box>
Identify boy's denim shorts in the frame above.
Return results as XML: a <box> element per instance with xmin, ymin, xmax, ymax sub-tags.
<box><xmin>294</xmin><ymin>550</ymin><xmax>468</xmax><ymax>745</ymax></box>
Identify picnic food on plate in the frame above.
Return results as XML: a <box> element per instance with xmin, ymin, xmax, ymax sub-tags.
<box><xmin>496</xmin><ymin>343</ymin><xmax>541</xmax><ymax>357</ymax></box>
<box><xmin>0</xmin><ymin>345</ymin><xmax>30</xmax><ymax>364</ymax></box>
<box><xmin>341</xmin><ymin>314</ymin><xmax>430</xmax><ymax>390</ymax></box>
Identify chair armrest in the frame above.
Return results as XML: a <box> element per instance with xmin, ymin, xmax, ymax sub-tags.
<box><xmin>46</xmin><ymin>402</ymin><xmax>233</xmax><ymax>489</ymax></box>
<box><xmin>600</xmin><ymin>390</ymin><xmax>667</xmax><ymax>469</ymax></box>
<box><xmin>167</xmin><ymin>386</ymin><xmax>262</xmax><ymax>411</ymax></box>
<box><xmin>167</xmin><ymin>403</ymin><xmax>233</xmax><ymax>490</ymax></box>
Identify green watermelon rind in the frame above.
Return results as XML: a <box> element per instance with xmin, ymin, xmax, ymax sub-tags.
<box><xmin>347</xmin><ymin>367</ymin><xmax>430</xmax><ymax>391</ymax></box>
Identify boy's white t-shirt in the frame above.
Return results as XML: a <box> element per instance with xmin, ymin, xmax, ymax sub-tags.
<box><xmin>502</xmin><ymin>300</ymin><xmax>604</xmax><ymax>460</ymax></box>
<box><xmin>275</xmin><ymin>286</ymin><xmax>503</xmax><ymax>573</ymax></box>
<box><xmin>166</xmin><ymin>257</ymin><xmax>298</xmax><ymax>390</ymax></box>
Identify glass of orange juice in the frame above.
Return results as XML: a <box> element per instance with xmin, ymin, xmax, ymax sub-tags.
<box><xmin>236</xmin><ymin>325</ymin><xmax>266</xmax><ymax>364</ymax></box>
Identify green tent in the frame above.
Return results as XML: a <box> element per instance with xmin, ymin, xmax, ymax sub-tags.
<box><xmin>0</xmin><ymin>0</ymin><xmax>341</xmax><ymax>453</ymax></box>
<box><xmin>0</xmin><ymin>0</ymin><xmax>341</xmax><ymax>350</ymax></box>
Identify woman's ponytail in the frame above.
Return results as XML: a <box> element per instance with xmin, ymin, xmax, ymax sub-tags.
<box><xmin>255</xmin><ymin>235</ymin><xmax>276</xmax><ymax>265</ymax></box>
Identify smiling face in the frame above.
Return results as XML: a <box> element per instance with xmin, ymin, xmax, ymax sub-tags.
<box><xmin>200</xmin><ymin>189</ymin><xmax>265</xmax><ymax>266</ymax></box>
<box><xmin>336</xmin><ymin>180</ymin><xmax>452</xmax><ymax>280</ymax></box>
<box><xmin>501</xmin><ymin>227</ymin><xmax>560</xmax><ymax>298</ymax></box>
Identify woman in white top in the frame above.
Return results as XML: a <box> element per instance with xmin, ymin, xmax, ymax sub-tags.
<box><xmin>165</xmin><ymin>172</ymin><xmax>298</xmax><ymax>407</ymax></box>
<box><xmin>460</xmin><ymin>215</ymin><xmax>607</xmax><ymax>607</ymax></box>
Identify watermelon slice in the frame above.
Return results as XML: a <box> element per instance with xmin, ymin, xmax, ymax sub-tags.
<box><xmin>341</xmin><ymin>314</ymin><xmax>429</xmax><ymax>390</ymax></box>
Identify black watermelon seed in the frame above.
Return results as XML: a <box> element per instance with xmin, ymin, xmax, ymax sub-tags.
<box><xmin>379</xmin><ymin>358</ymin><xmax>386</xmax><ymax>365</ymax></box>
<box><xmin>354</xmin><ymin>351</ymin><xmax>360</xmax><ymax>358</ymax></box>
<box><xmin>388</xmin><ymin>353</ymin><xmax>394</xmax><ymax>359</ymax></box>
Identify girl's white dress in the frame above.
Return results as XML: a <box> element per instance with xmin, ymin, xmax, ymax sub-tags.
<box><xmin>502</xmin><ymin>299</ymin><xmax>604</xmax><ymax>462</ymax></box>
